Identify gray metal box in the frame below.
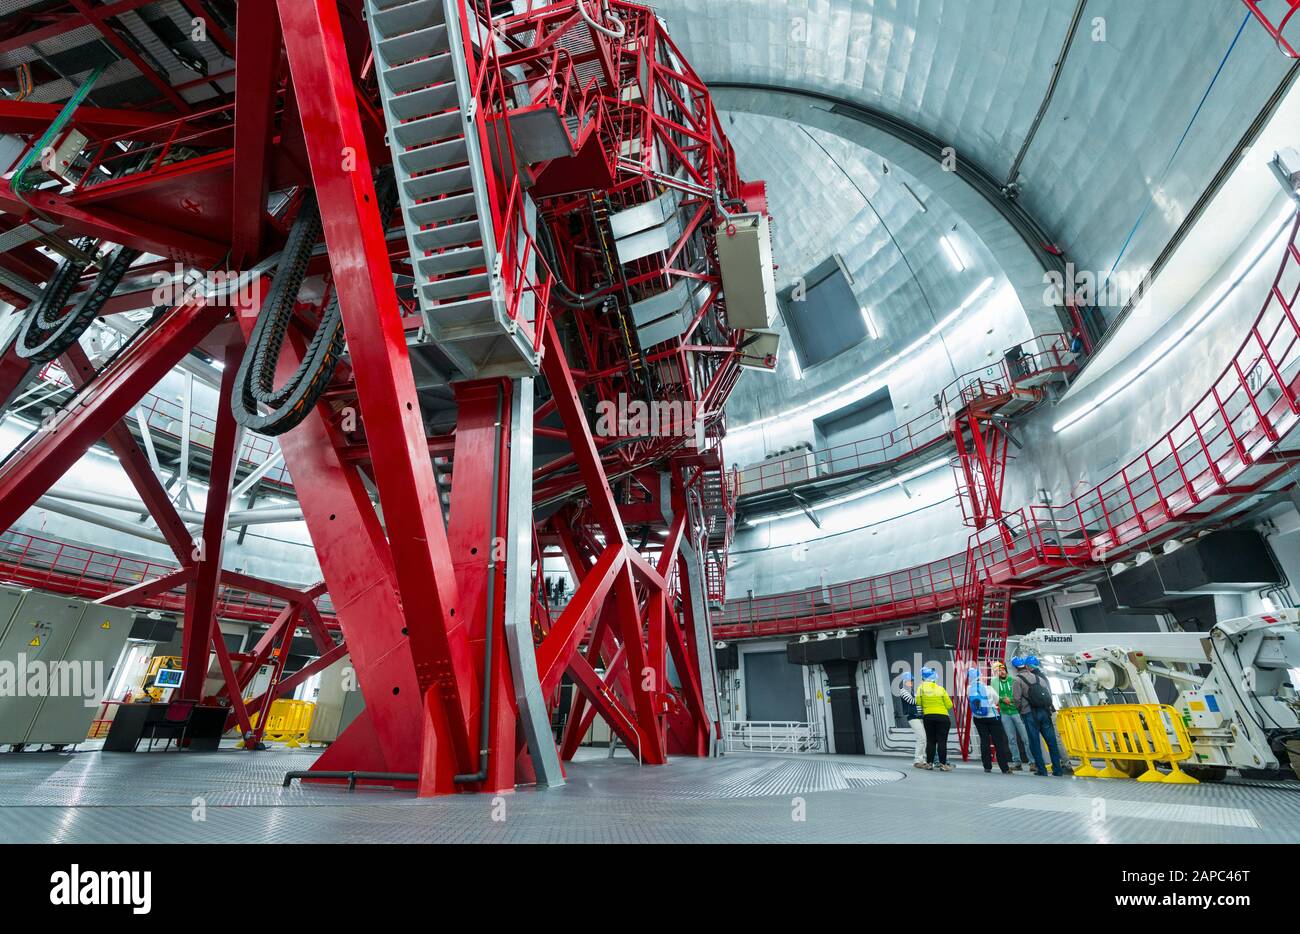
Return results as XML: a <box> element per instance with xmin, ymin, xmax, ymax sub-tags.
<box><xmin>716</xmin><ymin>213</ymin><xmax>778</xmax><ymax>330</ymax></box>
<box><xmin>0</xmin><ymin>592</ymin><xmax>88</xmax><ymax>745</ymax></box>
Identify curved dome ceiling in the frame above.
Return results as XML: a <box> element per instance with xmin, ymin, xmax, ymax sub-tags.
<box><xmin>720</xmin><ymin>110</ymin><xmax>1015</xmax><ymax>427</ymax></box>
<box><xmin>659</xmin><ymin>0</ymin><xmax>1294</xmax><ymax>314</ymax></box>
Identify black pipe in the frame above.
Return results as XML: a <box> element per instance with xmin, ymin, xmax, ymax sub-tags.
<box><xmin>282</xmin><ymin>770</ymin><xmax>417</xmax><ymax>790</ymax></box>
<box><xmin>454</xmin><ymin>383</ymin><xmax>505</xmax><ymax>785</ymax></box>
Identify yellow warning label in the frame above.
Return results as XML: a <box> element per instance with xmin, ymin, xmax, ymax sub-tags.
<box><xmin>100</xmin><ymin>621</ymin><xmax>112</xmax><ymax>630</ymax></box>
<box><xmin>28</xmin><ymin>637</ymin><xmax>40</xmax><ymax>647</ymax></box>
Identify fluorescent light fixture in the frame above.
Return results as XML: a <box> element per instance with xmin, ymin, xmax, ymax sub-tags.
<box><xmin>1052</xmin><ymin>206</ymin><xmax>1295</xmax><ymax>433</ymax></box>
<box><xmin>732</xmin><ymin>278</ymin><xmax>995</xmax><ymax>434</ymax></box>
<box><xmin>940</xmin><ymin>234</ymin><xmax>965</xmax><ymax>272</ymax></box>
<box><xmin>861</xmin><ymin>306</ymin><xmax>879</xmax><ymax>340</ymax></box>
<box><xmin>787</xmin><ymin>350</ymin><xmax>803</xmax><ymax>380</ymax></box>
<box><xmin>744</xmin><ymin>457</ymin><xmax>948</xmax><ymax>526</ymax></box>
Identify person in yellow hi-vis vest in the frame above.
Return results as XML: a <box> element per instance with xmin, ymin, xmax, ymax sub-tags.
<box><xmin>917</xmin><ymin>667</ymin><xmax>954</xmax><ymax>771</ymax></box>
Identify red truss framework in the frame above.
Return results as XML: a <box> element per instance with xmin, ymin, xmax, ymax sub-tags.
<box><xmin>0</xmin><ymin>0</ymin><xmax>765</xmax><ymax>791</ymax></box>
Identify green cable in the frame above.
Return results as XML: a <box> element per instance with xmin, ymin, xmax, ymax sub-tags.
<box><xmin>9</xmin><ymin>64</ymin><xmax>106</xmax><ymax>196</ymax></box>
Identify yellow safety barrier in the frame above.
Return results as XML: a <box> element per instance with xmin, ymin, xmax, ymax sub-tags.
<box><xmin>1055</xmin><ymin>703</ymin><xmax>1199</xmax><ymax>784</ymax></box>
<box><xmin>240</xmin><ymin>699</ymin><xmax>316</xmax><ymax>748</ymax></box>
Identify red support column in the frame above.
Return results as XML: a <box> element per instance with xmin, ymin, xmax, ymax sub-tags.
<box><xmin>233</xmin><ymin>305</ymin><xmax>423</xmax><ymax>777</ymax></box>
<box><xmin>179</xmin><ymin>341</ymin><xmax>244</xmax><ymax>702</ymax></box>
<box><xmin>276</xmin><ymin>0</ymin><xmax>475</xmax><ymax>777</ymax></box>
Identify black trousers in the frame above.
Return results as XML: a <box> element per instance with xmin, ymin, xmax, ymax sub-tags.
<box><xmin>923</xmin><ymin>714</ymin><xmax>950</xmax><ymax>765</ymax></box>
<box><xmin>973</xmin><ymin>716</ymin><xmax>1012</xmax><ymax>772</ymax></box>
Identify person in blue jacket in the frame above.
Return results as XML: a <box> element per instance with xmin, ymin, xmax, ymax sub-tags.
<box><xmin>967</xmin><ymin>667</ymin><xmax>1013</xmax><ymax>774</ymax></box>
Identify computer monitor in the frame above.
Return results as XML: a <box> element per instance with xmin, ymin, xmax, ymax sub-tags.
<box><xmin>154</xmin><ymin>668</ymin><xmax>184</xmax><ymax>689</ymax></box>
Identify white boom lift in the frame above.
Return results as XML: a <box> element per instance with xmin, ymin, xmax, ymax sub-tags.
<box><xmin>1015</xmin><ymin>610</ymin><xmax>1300</xmax><ymax>781</ymax></box>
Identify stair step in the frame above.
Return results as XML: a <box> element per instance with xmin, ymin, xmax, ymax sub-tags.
<box><xmin>390</xmin><ymin>81</ymin><xmax>460</xmax><ymax>121</ymax></box>
<box><xmin>392</xmin><ymin>110</ymin><xmax>462</xmax><ymax>148</ymax></box>
<box><xmin>398</xmin><ymin>135</ymin><xmax>468</xmax><ymax>174</ymax></box>
<box><xmin>403</xmin><ymin>164</ymin><xmax>472</xmax><ymax>200</ymax></box>
<box><xmin>411</xmin><ymin>217</ymin><xmax>483</xmax><ymax>252</ymax></box>
<box><xmin>372</xmin><ymin>0</ymin><xmax>445</xmax><ymax>40</ymax></box>
<box><xmin>377</xmin><ymin>24</ymin><xmax>450</xmax><ymax>67</ymax></box>
<box><xmin>422</xmin><ymin>271</ymin><xmax>491</xmax><ymax>302</ymax></box>
<box><xmin>406</xmin><ymin>191</ymin><xmax>477</xmax><ymax>226</ymax></box>
<box><xmin>384</xmin><ymin>51</ymin><xmax>454</xmax><ymax>94</ymax></box>
<box><xmin>414</xmin><ymin>245</ymin><xmax>485</xmax><ymax>278</ymax></box>
<box><xmin>438</xmin><ymin>318</ymin><xmax>516</xmax><ymax>343</ymax></box>
<box><xmin>423</xmin><ymin>295</ymin><xmax>497</xmax><ymax>330</ymax></box>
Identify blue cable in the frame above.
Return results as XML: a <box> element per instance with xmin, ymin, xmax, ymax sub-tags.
<box><xmin>1100</xmin><ymin>10</ymin><xmax>1253</xmax><ymax>298</ymax></box>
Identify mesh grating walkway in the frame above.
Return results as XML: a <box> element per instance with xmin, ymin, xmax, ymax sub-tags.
<box><xmin>1</xmin><ymin>747</ymin><xmax>1298</xmax><ymax>843</ymax></box>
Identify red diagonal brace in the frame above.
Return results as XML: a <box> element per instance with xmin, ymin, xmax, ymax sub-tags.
<box><xmin>0</xmin><ymin>298</ymin><xmax>227</xmax><ymax>532</ymax></box>
<box><xmin>60</xmin><ymin>342</ymin><xmax>195</xmax><ymax>562</ymax></box>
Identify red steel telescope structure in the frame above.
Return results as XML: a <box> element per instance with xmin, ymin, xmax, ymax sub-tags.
<box><xmin>0</xmin><ymin>0</ymin><xmax>777</xmax><ymax>793</ymax></box>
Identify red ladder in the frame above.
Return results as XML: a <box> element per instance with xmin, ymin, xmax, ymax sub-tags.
<box><xmin>953</xmin><ymin>547</ymin><xmax>1012</xmax><ymax>760</ymax></box>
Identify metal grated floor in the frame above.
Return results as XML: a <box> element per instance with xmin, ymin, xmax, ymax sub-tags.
<box><xmin>1</xmin><ymin>745</ymin><xmax>1299</xmax><ymax>843</ymax></box>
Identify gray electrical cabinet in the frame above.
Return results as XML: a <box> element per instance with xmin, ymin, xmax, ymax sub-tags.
<box><xmin>0</xmin><ymin>590</ymin><xmax>133</xmax><ymax>748</ymax></box>
<box><xmin>25</xmin><ymin>602</ymin><xmax>133</xmax><ymax>746</ymax></box>
<box><xmin>308</xmin><ymin>653</ymin><xmax>365</xmax><ymax>745</ymax></box>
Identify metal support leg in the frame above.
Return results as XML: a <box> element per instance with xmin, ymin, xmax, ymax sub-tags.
<box><xmin>502</xmin><ymin>377</ymin><xmax>566</xmax><ymax>787</ymax></box>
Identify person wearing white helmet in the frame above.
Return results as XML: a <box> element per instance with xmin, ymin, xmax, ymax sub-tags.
<box><xmin>898</xmin><ymin>671</ymin><xmax>928</xmax><ymax>769</ymax></box>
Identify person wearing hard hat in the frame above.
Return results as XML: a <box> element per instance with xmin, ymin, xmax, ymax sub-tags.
<box><xmin>1012</xmin><ymin>655</ymin><xmax>1065</xmax><ymax>777</ymax></box>
<box><xmin>994</xmin><ymin>660</ymin><xmax>1028</xmax><ymax>771</ymax></box>
<box><xmin>967</xmin><ymin>667</ymin><xmax>1013</xmax><ymax>774</ymax></box>
<box><xmin>917</xmin><ymin>667</ymin><xmax>954</xmax><ymax>771</ymax></box>
<box><xmin>898</xmin><ymin>671</ymin><xmax>927</xmax><ymax>769</ymax></box>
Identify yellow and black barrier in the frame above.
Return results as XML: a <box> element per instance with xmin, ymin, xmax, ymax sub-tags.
<box><xmin>1055</xmin><ymin>703</ymin><xmax>1198</xmax><ymax>784</ymax></box>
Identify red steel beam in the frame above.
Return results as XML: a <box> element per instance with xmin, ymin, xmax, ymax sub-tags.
<box><xmin>276</xmin><ymin>0</ymin><xmax>474</xmax><ymax>775</ymax></box>
<box><xmin>179</xmin><ymin>341</ymin><xmax>244</xmax><ymax>702</ymax></box>
<box><xmin>95</xmin><ymin>567</ymin><xmax>194</xmax><ymax>609</ymax></box>
<box><xmin>233</xmin><ymin>304</ymin><xmax>423</xmax><ymax>775</ymax></box>
<box><xmin>230</xmin><ymin>0</ymin><xmax>281</xmax><ymax>265</ymax></box>
<box><xmin>0</xmin><ymin>299</ymin><xmax>227</xmax><ymax>532</ymax></box>
<box><xmin>59</xmin><ymin>342</ymin><xmax>197</xmax><ymax>562</ymax></box>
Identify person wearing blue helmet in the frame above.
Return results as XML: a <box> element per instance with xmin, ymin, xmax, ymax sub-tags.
<box><xmin>1012</xmin><ymin>654</ymin><xmax>1066</xmax><ymax>776</ymax></box>
<box><xmin>917</xmin><ymin>666</ymin><xmax>954</xmax><ymax>770</ymax></box>
<box><xmin>967</xmin><ymin>667</ymin><xmax>1013</xmax><ymax>774</ymax></box>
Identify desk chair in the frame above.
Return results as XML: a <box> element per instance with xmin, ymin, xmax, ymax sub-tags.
<box><xmin>148</xmin><ymin>700</ymin><xmax>196</xmax><ymax>751</ymax></box>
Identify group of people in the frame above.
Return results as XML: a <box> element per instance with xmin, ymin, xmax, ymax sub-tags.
<box><xmin>898</xmin><ymin>656</ymin><xmax>1067</xmax><ymax>775</ymax></box>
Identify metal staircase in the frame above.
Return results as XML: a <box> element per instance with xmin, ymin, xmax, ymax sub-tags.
<box><xmin>364</xmin><ymin>0</ymin><xmax>538</xmax><ymax>378</ymax></box>
<box><xmin>952</xmin><ymin>548</ymin><xmax>1013</xmax><ymax>760</ymax></box>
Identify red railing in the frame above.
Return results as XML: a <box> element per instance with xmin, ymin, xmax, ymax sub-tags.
<box><xmin>714</xmin><ymin>552</ymin><xmax>967</xmax><ymax>640</ymax></box>
<box><xmin>970</xmin><ymin>212</ymin><xmax>1300</xmax><ymax>585</ymax></box>
<box><xmin>72</xmin><ymin>101</ymin><xmax>242</xmax><ymax>192</ymax></box>
<box><xmin>737</xmin><ymin>333</ymin><xmax>1076</xmax><ymax>498</ymax></box>
<box><xmin>27</xmin><ymin>365</ymin><xmax>292</xmax><ymax>491</ymax></box>
<box><xmin>0</xmin><ymin>530</ymin><xmax>331</xmax><ymax>626</ymax></box>
<box><xmin>719</xmin><ymin>212</ymin><xmax>1300</xmax><ymax>640</ymax></box>
<box><xmin>1244</xmin><ymin>0</ymin><xmax>1300</xmax><ymax>57</ymax></box>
